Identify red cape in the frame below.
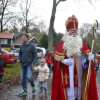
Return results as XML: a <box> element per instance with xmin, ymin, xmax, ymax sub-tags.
<box><xmin>51</xmin><ymin>40</ymin><xmax>98</xmax><ymax>100</ymax></box>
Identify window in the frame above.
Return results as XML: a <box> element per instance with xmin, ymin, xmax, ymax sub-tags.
<box><xmin>0</xmin><ymin>39</ymin><xmax>7</xmax><ymax>44</ymax></box>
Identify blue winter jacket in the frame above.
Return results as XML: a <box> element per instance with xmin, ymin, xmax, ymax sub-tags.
<box><xmin>19</xmin><ymin>42</ymin><xmax>38</xmax><ymax>66</ymax></box>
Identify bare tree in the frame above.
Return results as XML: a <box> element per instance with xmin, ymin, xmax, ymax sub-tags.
<box><xmin>0</xmin><ymin>0</ymin><xmax>17</xmax><ymax>32</ymax></box>
<box><xmin>18</xmin><ymin>0</ymin><xmax>37</xmax><ymax>33</ymax></box>
<box><xmin>48</xmin><ymin>0</ymin><xmax>66</xmax><ymax>51</ymax></box>
<box><xmin>38</xmin><ymin>21</ymin><xmax>46</xmax><ymax>32</ymax></box>
<box><xmin>8</xmin><ymin>17</ymin><xmax>19</xmax><ymax>33</ymax></box>
<box><xmin>79</xmin><ymin>23</ymin><xmax>92</xmax><ymax>38</ymax></box>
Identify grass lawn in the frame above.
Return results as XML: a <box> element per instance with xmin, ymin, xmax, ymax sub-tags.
<box><xmin>3</xmin><ymin>63</ymin><xmax>21</xmax><ymax>81</ymax></box>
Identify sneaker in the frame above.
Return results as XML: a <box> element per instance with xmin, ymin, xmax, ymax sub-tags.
<box><xmin>32</xmin><ymin>87</ymin><xmax>36</xmax><ymax>94</ymax></box>
<box><xmin>39</xmin><ymin>93</ymin><xmax>43</xmax><ymax>97</ymax></box>
<box><xmin>19</xmin><ymin>90</ymin><xmax>27</xmax><ymax>96</ymax></box>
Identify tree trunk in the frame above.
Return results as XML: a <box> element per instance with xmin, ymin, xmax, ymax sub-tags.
<box><xmin>48</xmin><ymin>0</ymin><xmax>57</xmax><ymax>51</ymax></box>
<box><xmin>26</xmin><ymin>16</ymin><xmax>28</xmax><ymax>33</ymax></box>
<box><xmin>0</xmin><ymin>10</ymin><xmax>4</xmax><ymax>32</ymax></box>
<box><xmin>26</xmin><ymin>2</ymin><xmax>28</xmax><ymax>33</ymax></box>
<box><xmin>0</xmin><ymin>19</ymin><xmax>3</xmax><ymax>32</ymax></box>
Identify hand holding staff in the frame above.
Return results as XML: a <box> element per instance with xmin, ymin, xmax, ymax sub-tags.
<box><xmin>83</xmin><ymin>20</ymin><xmax>98</xmax><ymax>100</ymax></box>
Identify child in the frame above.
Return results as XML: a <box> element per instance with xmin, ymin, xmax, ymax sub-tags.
<box><xmin>37</xmin><ymin>52</ymin><xmax>45</xmax><ymax>66</ymax></box>
<box><xmin>34</xmin><ymin>58</ymin><xmax>49</xmax><ymax>97</ymax></box>
<box><xmin>45</xmin><ymin>49</ymin><xmax>53</xmax><ymax>76</ymax></box>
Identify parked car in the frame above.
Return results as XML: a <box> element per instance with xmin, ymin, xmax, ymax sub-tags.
<box><xmin>1</xmin><ymin>49</ymin><xmax>15</xmax><ymax>65</ymax></box>
<box><xmin>36</xmin><ymin>47</ymin><xmax>46</xmax><ymax>56</ymax></box>
<box><xmin>10</xmin><ymin>48</ymin><xmax>20</xmax><ymax>61</ymax></box>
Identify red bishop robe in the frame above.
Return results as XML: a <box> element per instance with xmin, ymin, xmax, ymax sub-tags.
<box><xmin>51</xmin><ymin>40</ymin><xmax>98</xmax><ymax>100</ymax></box>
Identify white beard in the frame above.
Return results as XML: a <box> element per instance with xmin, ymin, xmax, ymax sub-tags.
<box><xmin>62</xmin><ymin>34</ymin><xmax>82</xmax><ymax>57</ymax></box>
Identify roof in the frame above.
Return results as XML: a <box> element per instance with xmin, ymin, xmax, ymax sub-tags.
<box><xmin>13</xmin><ymin>36</ymin><xmax>23</xmax><ymax>45</ymax></box>
<box><xmin>13</xmin><ymin>33</ymin><xmax>23</xmax><ymax>39</ymax></box>
<box><xmin>29</xmin><ymin>37</ymin><xmax>39</xmax><ymax>43</ymax></box>
<box><xmin>0</xmin><ymin>33</ymin><xmax>13</xmax><ymax>39</ymax></box>
<box><xmin>13</xmin><ymin>36</ymin><xmax>39</xmax><ymax>45</ymax></box>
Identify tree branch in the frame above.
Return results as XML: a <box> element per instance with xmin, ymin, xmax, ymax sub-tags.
<box><xmin>56</xmin><ymin>0</ymin><xmax>66</xmax><ymax>7</ymax></box>
<box><xmin>56</xmin><ymin>0</ymin><xmax>60</xmax><ymax>7</ymax></box>
<box><xmin>88</xmin><ymin>0</ymin><xmax>93</xmax><ymax>5</ymax></box>
<box><xmin>3</xmin><ymin>16</ymin><xmax>13</xmax><ymax>27</ymax></box>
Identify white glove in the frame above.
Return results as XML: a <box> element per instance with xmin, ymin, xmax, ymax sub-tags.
<box><xmin>61</xmin><ymin>58</ymin><xmax>74</xmax><ymax>66</ymax></box>
<box><xmin>88</xmin><ymin>53</ymin><xmax>94</xmax><ymax>61</ymax></box>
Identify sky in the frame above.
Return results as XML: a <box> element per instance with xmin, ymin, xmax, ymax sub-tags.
<box><xmin>18</xmin><ymin>0</ymin><xmax>100</xmax><ymax>33</ymax></box>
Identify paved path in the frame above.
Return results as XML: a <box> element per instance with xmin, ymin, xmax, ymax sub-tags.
<box><xmin>0</xmin><ymin>71</ymin><xmax>100</xmax><ymax>100</ymax></box>
<box><xmin>0</xmin><ymin>75</ymin><xmax>52</xmax><ymax>100</ymax></box>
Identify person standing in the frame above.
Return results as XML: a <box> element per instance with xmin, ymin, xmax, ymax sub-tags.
<box><xmin>0</xmin><ymin>48</ymin><xmax>4</xmax><ymax>83</ymax></box>
<box><xmin>34</xmin><ymin>58</ymin><xmax>49</xmax><ymax>97</ymax></box>
<box><xmin>51</xmin><ymin>15</ymin><xmax>98</xmax><ymax>100</ymax></box>
<box><xmin>45</xmin><ymin>49</ymin><xmax>53</xmax><ymax>72</ymax></box>
<box><xmin>17</xmin><ymin>34</ymin><xmax>38</xmax><ymax>96</ymax></box>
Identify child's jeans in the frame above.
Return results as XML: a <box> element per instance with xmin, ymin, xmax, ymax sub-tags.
<box><xmin>39</xmin><ymin>81</ymin><xmax>47</xmax><ymax>93</ymax></box>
